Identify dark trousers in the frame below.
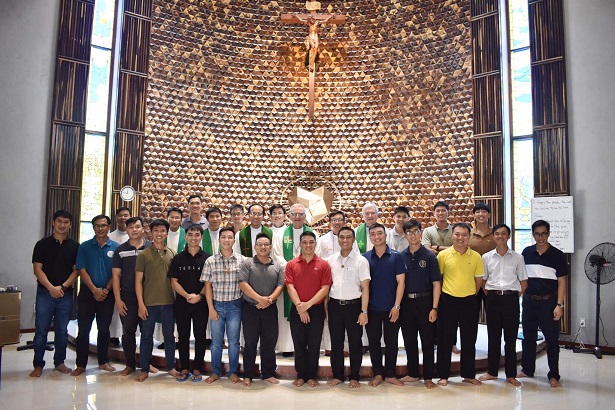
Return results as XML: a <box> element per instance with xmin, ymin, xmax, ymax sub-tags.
<box><xmin>174</xmin><ymin>299</ymin><xmax>209</xmax><ymax>372</ymax></box>
<box><xmin>328</xmin><ymin>299</ymin><xmax>363</xmax><ymax>381</ymax></box>
<box><xmin>75</xmin><ymin>287</ymin><xmax>115</xmax><ymax>368</ymax></box>
<box><xmin>486</xmin><ymin>292</ymin><xmax>520</xmax><ymax>378</ymax></box>
<box><xmin>437</xmin><ymin>293</ymin><xmax>478</xmax><ymax>379</ymax></box>
<box><xmin>521</xmin><ymin>295</ymin><xmax>560</xmax><ymax>381</ymax></box>
<box><xmin>289</xmin><ymin>303</ymin><xmax>325</xmax><ymax>381</ymax></box>
<box><xmin>365</xmin><ymin>309</ymin><xmax>400</xmax><ymax>378</ymax></box>
<box><xmin>119</xmin><ymin>296</ymin><xmax>140</xmax><ymax>370</ymax></box>
<box><xmin>400</xmin><ymin>296</ymin><xmax>436</xmax><ymax>380</ymax></box>
<box><xmin>242</xmin><ymin>302</ymin><xmax>279</xmax><ymax>380</ymax></box>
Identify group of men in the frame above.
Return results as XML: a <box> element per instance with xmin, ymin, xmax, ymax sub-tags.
<box><xmin>30</xmin><ymin>196</ymin><xmax>568</xmax><ymax>389</ymax></box>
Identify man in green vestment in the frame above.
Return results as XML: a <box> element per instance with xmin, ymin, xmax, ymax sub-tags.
<box><xmin>354</xmin><ymin>202</ymin><xmax>384</xmax><ymax>254</ymax></box>
<box><xmin>201</xmin><ymin>207</ymin><xmax>223</xmax><ymax>256</ymax></box>
<box><xmin>166</xmin><ymin>207</ymin><xmax>187</xmax><ymax>254</ymax></box>
<box><xmin>233</xmin><ymin>204</ymin><xmax>273</xmax><ymax>257</ymax></box>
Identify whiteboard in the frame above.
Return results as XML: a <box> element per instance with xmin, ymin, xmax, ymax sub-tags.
<box><xmin>531</xmin><ymin>196</ymin><xmax>574</xmax><ymax>253</ymax></box>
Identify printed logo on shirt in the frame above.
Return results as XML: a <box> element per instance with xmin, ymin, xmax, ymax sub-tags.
<box><xmin>107</xmin><ymin>250</ymin><xmax>114</xmax><ymax>258</ymax></box>
<box><xmin>419</xmin><ymin>260</ymin><xmax>426</xmax><ymax>268</ymax></box>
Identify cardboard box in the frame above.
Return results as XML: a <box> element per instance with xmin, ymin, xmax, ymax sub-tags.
<box><xmin>0</xmin><ymin>291</ymin><xmax>21</xmax><ymax>345</ymax></box>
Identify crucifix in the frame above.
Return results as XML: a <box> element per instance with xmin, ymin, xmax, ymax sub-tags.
<box><xmin>281</xmin><ymin>2</ymin><xmax>345</xmax><ymax>119</ymax></box>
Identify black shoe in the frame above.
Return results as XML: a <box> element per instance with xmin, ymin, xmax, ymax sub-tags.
<box><xmin>282</xmin><ymin>352</ymin><xmax>293</xmax><ymax>358</ymax></box>
<box><xmin>205</xmin><ymin>339</ymin><xmax>212</xmax><ymax>349</ymax></box>
<box><xmin>157</xmin><ymin>343</ymin><xmax>165</xmax><ymax>349</ymax></box>
<box><xmin>109</xmin><ymin>337</ymin><xmax>121</xmax><ymax>348</ymax></box>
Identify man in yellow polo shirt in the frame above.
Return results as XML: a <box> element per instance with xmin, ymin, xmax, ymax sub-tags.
<box><xmin>436</xmin><ymin>222</ymin><xmax>484</xmax><ymax>386</ymax></box>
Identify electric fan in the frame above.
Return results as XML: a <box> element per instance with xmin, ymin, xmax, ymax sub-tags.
<box><xmin>573</xmin><ymin>242</ymin><xmax>615</xmax><ymax>358</ymax></box>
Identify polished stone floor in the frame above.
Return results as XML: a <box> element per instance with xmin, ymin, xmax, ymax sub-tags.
<box><xmin>1</xmin><ymin>336</ymin><xmax>613</xmax><ymax>410</ymax></box>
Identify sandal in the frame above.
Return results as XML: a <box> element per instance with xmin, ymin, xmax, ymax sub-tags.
<box><xmin>176</xmin><ymin>371</ymin><xmax>191</xmax><ymax>382</ymax></box>
<box><xmin>191</xmin><ymin>372</ymin><xmax>203</xmax><ymax>382</ymax></box>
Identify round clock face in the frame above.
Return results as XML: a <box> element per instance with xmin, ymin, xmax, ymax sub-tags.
<box><xmin>120</xmin><ymin>185</ymin><xmax>135</xmax><ymax>201</ymax></box>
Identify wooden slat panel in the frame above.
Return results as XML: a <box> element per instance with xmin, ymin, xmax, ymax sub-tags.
<box><xmin>117</xmin><ymin>72</ymin><xmax>148</xmax><ymax>132</ymax></box>
<box><xmin>472</xmin><ymin>74</ymin><xmax>502</xmax><ymax>134</ymax></box>
<box><xmin>531</xmin><ymin>61</ymin><xmax>566</xmax><ymax>127</ymax></box>
<box><xmin>48</xmin><ymin>124</ymin><xmax>85</xmax><ymax>187</ymax></box>
<box><xmin>473</xmin><ymin>197</ymin><xmax>504</xmax><ymax>226</ymax></box>
<box><xmin>110</xmin><ymin>192</ymin><xmax>141</xmax><ymax>223</ymax></box>
<box><xmin>529</xmin><ymin>0</ymin><xmax>565</xmax><ymax>62</ymax></box>
<box><xmin>53</xmin><ymin>60</ymin><xmax>89</xmax><ymax>124</ymax></box>
<box><xmin>534</xmin><ymin>127</ymin><xmax>568</xmax><ymax>195</ymax></box>
<box><xmin>56</xmin><ymin>0</ymin><xmax>95</xmax><ymax>61</ymax></box>
<box><xmin>120</xmin><ymin>14</ymin><xmax>151</xmax><ymax>74</ymax></box>
<box><xmin>113</xmin><ymin>132</ymin><xmax>145</xmax><ymax>191</ymax></box>
<box><xmin>45</xmin><ymin>187</ymin><xmax>82</xmax><ymax>239</ymax></box>
<box><xmin>470</xmin><ymin>0</ymin><xmax>498</xmax><ymax>17</ymax></box>
<box><xmin>471</xmin><ymin>15</ymin><xmax>500</xmax><ymax>75</ymax></box>
<box><xmin>474</xmin><ymin>135</ymin><xmax>503</xmax><ymax>197</ymax></box>
<box><xmin>124</xmin><ymin>0</ymin><xmax>153</xmax><ymax>18</ymax></box>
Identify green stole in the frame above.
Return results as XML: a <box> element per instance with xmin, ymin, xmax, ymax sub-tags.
<box><xmin>165</xmin><ymin>227</ymin><xmax>187</xmax><ymax>253</ymax></box>
<box><xmin>201</xmin><ymin>228</ymin><xmax>217</xmax><ymax>255</ymax></box>
<box><xmin>238</xmin><ymin>225</ymin><xmax>272</xmax><ymax>257</ymax></box>
<box><xmin>282</xmin><ymin>224</ymin><xmax>312</xmax><ymax>318</ymax></box>
<box><xmin>356</xmin><ymin>223</ymin><xmax>368</xmax><ymax>254</ymax></box>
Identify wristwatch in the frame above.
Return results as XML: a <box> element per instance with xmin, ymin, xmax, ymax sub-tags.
<box><xmin>361</xmin><ymin>310</ymin><xmax>368</xmax><ymax>315</ymax></box>
<box><xmin>394</xmin><ymin>305</ymin><xmax>401</xmax><ymax>310</ymax></box>
<box><xmin>557</xmin><ymin>303</ymin><xmax>564</xmax><ymax>309</ymax></box>
<box><xmin>431</xmin><ymin>307</ymin><xmax>438</xmax><ymax>311</ymax></box>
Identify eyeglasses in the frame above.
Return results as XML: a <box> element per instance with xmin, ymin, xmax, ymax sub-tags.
<box><xmin>404</xmin><ymin>230</ymin><xmax>421</xmax><ymax>236</ymax></box>
<box><xmin>330</xmin><ymin>218</ymin><xmax>344</xmax><ymax>223</ymax></box>
<box><xmin>290</xmin><ymin>212</ymin><xmax>305</xmax><ymax>217</ymax></box>
<box><xmin>231</xmin><ymin>212</ymin><xmax>244</xmax><ymax>217</ymax></box>
<box><xmin>255</xmin><ymin>243</ymin><xmax>271</xmax><ymax>248</ymax></box>
<box><xmin>533</xmin><ymin>232</ymin><xmax>549</xmax><ymax>237</ymax></box>
<box><xmin>94</xmin><ymin>224</ymin><xmax>109</xmax><ymax>229</ymax></box>
<box><xmin>249</xmin><ymin>212</ymin><xmax>263</xmax><ymax>216</ymax></box>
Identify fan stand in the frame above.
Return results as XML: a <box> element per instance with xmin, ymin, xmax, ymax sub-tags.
<box><xmin>573</xmin><ymin>263</ymin><xmax>614</xmax><ymax>359</ymax></box>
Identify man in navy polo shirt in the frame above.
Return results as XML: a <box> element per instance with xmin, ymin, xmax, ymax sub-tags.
<box><xmin>399</xmin><ymin>219</ymin><xmax>441</xmax><ymax>389</ymax></box>
<box><xmin>363</xmin><ymin>223</ymin><xmax>406</xmax><ymax>387</ymax></box>
<box><xmin>518</xmin><ymin>219</ymin><xmax>568</xmax><ymax>388</ymax></box>
<box><xmin>71</xmin><ymin>214</ymin><xmax>119</xmax><ymax>376</ymax></box>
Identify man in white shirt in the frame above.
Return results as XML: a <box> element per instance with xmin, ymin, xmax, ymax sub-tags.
<box><xmin>269</xmin><ymin>204</ymin><xmax>287</xmax><ymax>235</ymax></box>
<box><xmin>202</xmin><ymin>207</ymin><xmax>222</xmax><ymax>255</ymax></box>
<box><xmin>386</xmin><ymin>206</ymin><xmax>410</xmax><ymax>252</ymax></box>
<box><xmin>108</xmin><ymin>206</ymin><xmax>131</xmax><ymax>346</ymax></box>
<box><xmin>326</xmin><ymin>227</ymin><xmax>370</xmax><ymax>388</ymax></box>
<box><xmin>181</xmin><ymin>194</ymin><xmax>209</xmax><ymax>230</ymax></box>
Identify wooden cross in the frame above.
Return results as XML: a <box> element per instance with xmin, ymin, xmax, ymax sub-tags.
<box><xmin>281</xmin><ymin>7</ymin><xmax>345</xmax><ymax>119</ymax></box>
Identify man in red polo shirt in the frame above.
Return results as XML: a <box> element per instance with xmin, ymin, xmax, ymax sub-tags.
<box><xmin>285</xmin><ymin>231</ymin><xmax>332</xmax><ymax>388</ymax></box>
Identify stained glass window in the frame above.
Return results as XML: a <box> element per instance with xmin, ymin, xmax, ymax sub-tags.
<box><xmin>80</xmin><ymin>134</ymin><xmax>106</xmax><ymax>242</ymax></box>
<box><xmin>91</xmin><ymin>0</ymin><xmax>116</xmax><ymax>49</ymax></box>
<box><xmin>512</xmin><ymin>138</ymin><xmax>534</xmax><ymax>251</ymax></box>
<box><xmin>509</xmin><ymin>0</ymin><xmax>530</xmax><ymax>50</ymax></box>
<box><xmin>85</xmin><ymin>47</ymin><xmax>112</xmax><ymax>132</ymax></box>
<box><xmin>511</xmin><ymin>49</ymin><xmax>532</xmax><ymax>137</ymax></box>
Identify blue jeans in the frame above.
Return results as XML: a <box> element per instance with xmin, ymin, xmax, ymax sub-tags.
<box><xmin>139</xmin><ymin>304</ymin><xmax>175</xmax><ymax>372</ymax></box>
<box><xmin>33</xmin><ymin>287</ymin><xmax>73</xmax><ymax>368</ymax></box>
<box><xmin>210</xmin><ymin>298</ymin><xmax>242</xmax><ymax>376</ymax></box>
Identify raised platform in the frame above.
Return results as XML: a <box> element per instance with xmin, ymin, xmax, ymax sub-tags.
<box><xmin>68</xmin><ymin>321</ymin><xmax>538</xmax><ymax>379</ymax></box>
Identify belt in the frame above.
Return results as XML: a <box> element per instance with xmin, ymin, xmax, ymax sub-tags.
<box><xmin>489</xmin><ymin>290</ymin><xmax>518</xmax><ymax>296</ymax></box>
<box><xmin>330</xmin><ymin>298</ymin><xmax>361</xmax><ymax>306</ymax></box>
<box><xmin>526</xmin><ymin>293</ymin><xmax>556</xmax><ymax>301</ymax></box>
<box><xmin>407</xmin><ymin>291</ymin><xmax>432</xmax><ymax>299</ymax></box>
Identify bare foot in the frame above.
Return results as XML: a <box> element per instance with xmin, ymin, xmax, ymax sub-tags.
<box><xmin>506</xmin><ymin>377</ymin><xmax>522</xmax><ymax>386</ymax></box>
<box><xmin>479</xmin><ymin>373</ymin><xmax>497</xmax><ymax>382</ymax></box>
<box><xmin>424</xmin><ymin>379</ymin><xmax>436</xmax><ymax>389</ymax></box>
<box><xmin>205</xmin><ymin>374</ymin><xmax>220</xmax><ymax>384</ymax></box>
<box><xmin>437</xmin><ymin>378</ymin><xmax>448</xmax><ymax>386</ymax></box>
<box><xmin>118</xmin><ymin>367</ymin><xmax>135</xmax><ymax>376</ymax></box>
<box><xmin>293</xmin><ymin>378</ymin><xmax>305</xmax><ymax>387</ymax></box>
<box><xmin>55</xmin><ymin>364</ymin><xmax>72</xmax><ymax>374</ymax></box>
<box><xmin>462</xmin><ymin>378</ymin><xmax>482</xmax><ymax>386</ymax></box>
<box><xmin>168</xmin><ymin>369</ymin><xmax>180</xmax><ymax>378</ymax></box>
<box><xmin>29</xmin><ymin>367</ymin><xmax>43</xmax><ymax>377</ymax></box>
<box><xmin>135</xmin><ymin>372</ymin><xmax>148</xmax><ymax>382</ymax></box>
<box><xmin>70</xmin><ymin>367</ymin><xmax>86</xmax><ymax>376</ymax></box>
<box><xmin>385</xmin><ymin>377</ymin><xmax>404</xmax><ymax>386</ymax></box>
<box><xmin>243</xmin><ymin>377</ymin><xmax>252</xmax><ymax>387</ymax></box>
<box><xmin>307</xmin><ymin>379</ymin><xmax>320</xmax><ymax>387</ymax></box>
<box><xmin>400</xmin><ymin>375</ymin><xmax>419</xmax><ymax>382</ymax></box>
<box><xmin>550</xmin><ymin>378</ymin><xmax>561</xmax><ymax>388</ymax></box>
<box><xmin>149</xmin><ymin>365</ymin><xmax>159</xmax><ymax>373</ymax></box>
<box><xmin>368</xmin><ymin>375</ymin><xmax>383</xmax><ymax>387</ymax></box>
<box><xmin>265</xmin><ymin>377</ymin><xmax>280</xmax><ymax>384</ymax></box>
<box><xmin>230</xmin><ymin>373</ymin><xmax>241</xmax><ymax>384</ymax></box>
<box><xmin>328</xmin><ymin>378</ymin><xmax>343</xmax><ymax>387</ymax></box>
<box><xmin>99</xmin><ymin>363</ymin><xmax>116</xmax><ymax>372</ymax></box>
<box><xmin>452</xmin><ymin>346</ymin><xmax>461</xmax><ymax>354</ymax></box>
<box><xmin>516</xmin><ymin>371</ymin><xmax>529</xmax><ymax>378</ymax></box>
<box><xmin>349</xmin><ymin>380</ymin><xmax>361</xmax><ymax>389</ymax></box>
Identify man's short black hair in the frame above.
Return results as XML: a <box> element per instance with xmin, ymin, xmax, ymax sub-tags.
<box><xmin>185</xmin><ymin>224</ymin><xmax>204</xmax><ymax>234</ymax></box>
<box><xmin>338</xmin><ymin>226</ymin><xmax>355</xmax><ymax>237</ymax></box>
<box><xmin>452</xmin><ymin>222</ymin><xmax>471</xmax><ymax>235</ymax></box>
<box><xmin>187</xmin><ymin>194</ymin><xmax>202</xmax><ymax>203</ymax></box>
<box><xmin>92</xmin><ymin>214</ymin><xmax>111</xmax><ymax>226</ymax></box>
<box><xmin>166</xmin><ymin>207</ymin><xmax>183</xmax><ymax>218</ymax></box>
<box><xmin>492</xmin><ymin>223</ymin><xmax>511</xmax><ymax>235</ymax></box>
<box><xmin>126</xmin><ymin>216</ymin><xmax>144</xmax><ymax>228</ymax></box>
<box><xmin>230</xmin><ymin>204</ymin><xmax>244</xmax><ymax>213</ymax></box>
<box><xmin>149</xmin><ymin>218</ymin><xmax>170</xmax><ymax>232</ymax></box>
<box><xmin>402</xmin><ymin>219</ymin><xmax>422</xmax><ymax>232</ymax></box>
<box><xmin>329</xmin><ymin>210</ymin><xmax>345</xmax><ymax>220</ymax></box>
<box><xmin>368</xmin><ymin>223</ymin><xmax>386</xmax><ymax>234</ymax></box>
<box><xmin>248</xmin><ymin>204</ymin><xmax>264</xmax><ymax>214</ymax></box>
<box><xmin>393</xmin><ymin>206</ymin><xmax>410</xmax><ymax>216</ymax></box>
<box><xmin>269</xmin><ymin>204</ymin><xmax>285</xmax><ymax>215</ymax></box>
<box><xmin>472</xmin><ymin>203</ymin><xmax>491</xmax><ymax>214</ymax></box>
<box><xmin>115</xmin><ymin>206</ymin><xmax>131</xmax><ymax>216</ymax></box>
<box><xmin>255</xmin><ymin>232</ymin><xmax>272</xmax><ymax>245</ymax></box>
<box><xmin>434</xmin><ymin>201</ymin><xmax>449</xmax><ymax>211</ymax></box>
<box><xmin>300</xmin><ymin>231</ymin><xmax>317</xmax><ymax>241</ymax></box>
<box><xmin>206</xmin><ymin>207</ymin><xmax>222</xmax><ymax>219</ymax></box>
<box><xmin>53</xmin><ymin>210</ymin><xmax>73</xmax><ymax>222</ymax></box>
<box><xmin>532</xmin><ymin>219</ymin><xmax>550</xmax><ymax>232</ymax></box>
<box><xmin>219</xmin><ymin>225</ymin><xmax>236</xmax><ymax>237</ymax></box>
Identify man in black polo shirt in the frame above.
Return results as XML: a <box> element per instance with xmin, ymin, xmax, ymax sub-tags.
<box><xmin>518</xmin><ymin>219</ymin><xmax>568</xmax><ymax>388</ymax></box>
<box><xmin>111</xmin><ymin>216</ymin><xmax>151</xmax><ymax>376</ymax></box>
<box><xmin>30</xmin><ymin>210</ymin><xmax>80</xmax><ymax>377</ymax></box>
<box><xmin>399</xmin><ymin>219</ymin><xmax>441</xmax><ymax>389</ymax></box>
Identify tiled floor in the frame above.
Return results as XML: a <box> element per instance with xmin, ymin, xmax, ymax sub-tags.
<box><xmin>1</xmin><ymin>338</ymin><xmax>613</xmax><ymax>410</ymax></box>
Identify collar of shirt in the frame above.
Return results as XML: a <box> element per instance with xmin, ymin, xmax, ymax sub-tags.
<box><xmin>253</xmin><ymin>255</ymin><xmax>273</xmax><ymax>266</ymax></box>
<box><xmin>89</xmin><ymin>236</ymin><xmax>113</xmax><ymax>248</ymax></box>
<box><xmin>450</xmin><ymin>246</ymin><xmax>471</xmax><ymax>256</ymax></box>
